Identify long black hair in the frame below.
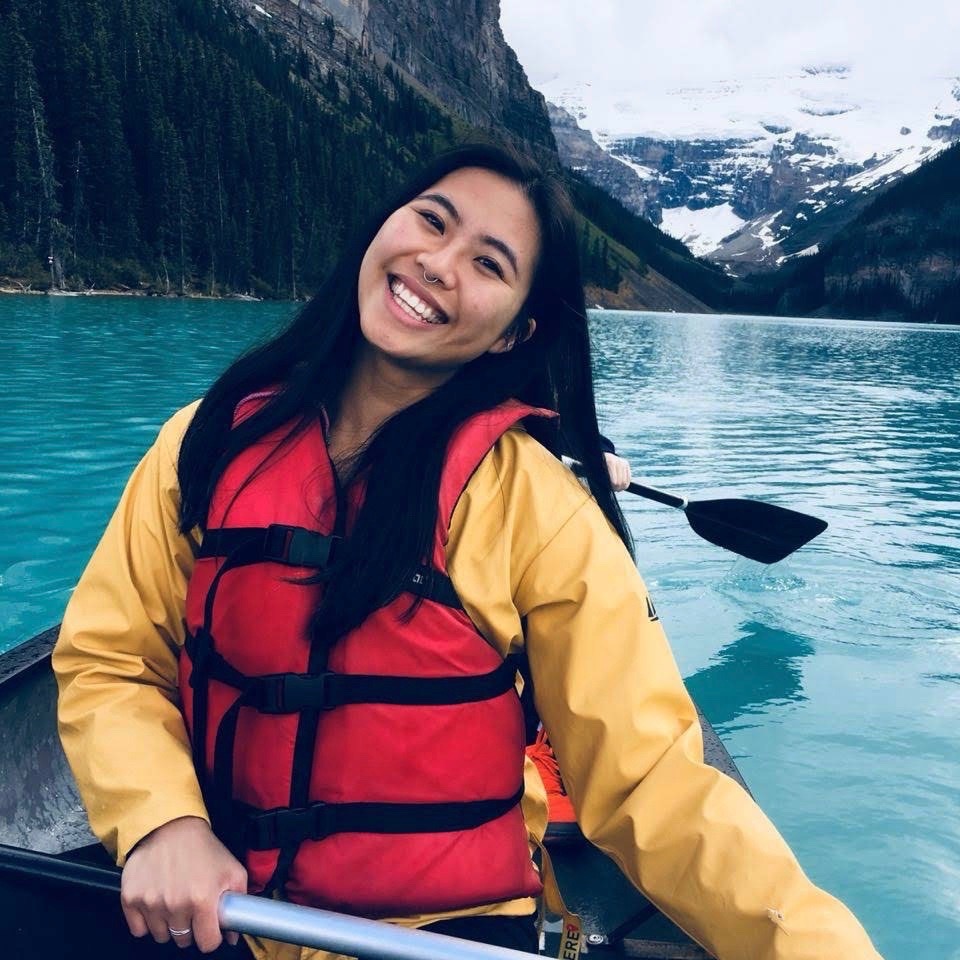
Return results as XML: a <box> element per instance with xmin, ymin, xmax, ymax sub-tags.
<box><xmin>178</xmin><ymin>142</ymin><xmax>633</xmax><ymax>644</ymax></box>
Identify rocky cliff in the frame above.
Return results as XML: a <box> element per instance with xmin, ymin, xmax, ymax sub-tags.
<box><xmin>548</xmin><ymin>103</ymin><xmax>656</xmax><ymax>219</ymax></box>
<box><xmin>232</xmin><ymin>0</ymin><xmax>555</xmax><ymax>155</ymax></box>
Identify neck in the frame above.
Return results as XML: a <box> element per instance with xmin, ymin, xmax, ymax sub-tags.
<box><xmin>329</xmin><ymin>350</ymin><xmax>451</xmax><ymax>462</ymax></box>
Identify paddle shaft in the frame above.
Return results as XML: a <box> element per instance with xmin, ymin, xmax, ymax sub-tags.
<box><xmin>0</xmin><ymin>845</ymin><xmax>543</xmax><ymax>960</ymax></box>
<box><xmin>625</xmin><ymin>480</ymin><xmax>687</xmax><ymax>510</ymax></box>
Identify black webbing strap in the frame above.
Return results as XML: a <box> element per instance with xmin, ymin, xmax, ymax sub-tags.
<box><xmin>199</xmin><ymin>527</ymin><xmax>463</xmax><ymax>610</ymax></box>
<box><xmin>238</xmin><ymin>785</ymin><xmax>525</xmax><ymax>851</ymax></box>
<box><xmin>187</xmin><ymin>640</ymin><xmax>516</xmax><ymax>713</ymax></box>
<box><xmin>187</xmin><ymin>545</ymin><xmax>251</xmax><ymax>790</ymax></box>
<box><xmin>244</xmin><ymin>657</ymin><xmax>518</xmax><ymax>713</ymax></box>
<box><xmin>197</xmin><ymin>525</ymin><xmax>340</xmax><ymax>569</ymax></box>
<box><xmin>407</xmin><ymin>566</ymin><xmax>463</xmax><ymax>610</ymax></box>
<box><xmin>185</xmin><ymin>628</ymin><xmax>250</xmax><ymax>692</ymax></box>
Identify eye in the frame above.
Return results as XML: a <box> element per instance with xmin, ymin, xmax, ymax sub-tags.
<box><xmin>417</xmin><ymin>209</ymin><xmax>444</xmax><ymax>233</ymax></box>
<box><xmin>476</xmin><ymin>256</ymin><xmax>505</xmax><ymax>279</ymax></box>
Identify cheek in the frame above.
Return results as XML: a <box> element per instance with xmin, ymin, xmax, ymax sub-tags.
<box><xmin>359</xmin><ymin>215</ymin><xmax>408</xmax><ymax>282</ymax></box>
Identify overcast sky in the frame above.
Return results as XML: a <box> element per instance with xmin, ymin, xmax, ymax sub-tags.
<box><xmin>499</xmin><ymin>1</ymin><xmax>960</xmax><ymax>92</ymax></box>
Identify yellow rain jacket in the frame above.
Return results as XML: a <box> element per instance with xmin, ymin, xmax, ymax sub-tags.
<box><xmin>53</xmin><ymin>402</ymin><xmax>882</xmax><ymax>960</ymax></box>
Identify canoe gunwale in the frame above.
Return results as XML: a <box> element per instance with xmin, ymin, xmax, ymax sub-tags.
<box><xmin>0</xmin><ymin>626</ymin><xmax>59</xmax><ymax>693</ymax></box>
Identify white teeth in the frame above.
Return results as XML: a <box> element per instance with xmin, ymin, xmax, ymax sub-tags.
<box><xmin>389</xmin><ymin>278</ymin><xmax>445</xmax><ymax>324</ymax></box>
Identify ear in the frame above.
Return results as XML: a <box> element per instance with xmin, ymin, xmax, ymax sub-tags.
<box><xmin>488</xmin><ymin>317</ymin><xmax>537</xmax><ymax>355</ymax></box>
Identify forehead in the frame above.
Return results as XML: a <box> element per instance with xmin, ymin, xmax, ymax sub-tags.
<box><xmin>418</xmin><ymin>167</ymin><xmax>541</xmax><ymax>264</ymax></box>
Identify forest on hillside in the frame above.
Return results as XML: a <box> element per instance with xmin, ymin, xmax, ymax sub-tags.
<box><xmin>0</xmin><ymin>0</ymin><xmax>457</xmax><ymax>297</ymax></box>
<box><xmin>0</xmin><ymin>0</ymin><xmax>631</xmax><ymax>299</ymax></box>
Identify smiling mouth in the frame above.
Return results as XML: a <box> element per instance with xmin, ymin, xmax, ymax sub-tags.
<box><xmin>388</xmin><ymin>276</ymin><xmax>448</xmax><ymax>324</ymax></box>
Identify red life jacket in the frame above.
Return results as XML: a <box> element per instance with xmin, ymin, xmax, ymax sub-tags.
<box><xmin>179</xmin><ymin>395</ymin><xmax>549</xmax><ymax>917</ymax></box>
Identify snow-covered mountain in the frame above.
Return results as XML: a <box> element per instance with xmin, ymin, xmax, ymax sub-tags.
<box><xmin>543</xmin><ymin>64</ymin><xmax>960</xmax><ymax>272</ymax></box>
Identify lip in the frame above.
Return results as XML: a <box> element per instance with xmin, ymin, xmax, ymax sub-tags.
<box><xmin>389</xmin><ymin>272</ymin><xmax>448</xmax><ymax>320</ymax></box>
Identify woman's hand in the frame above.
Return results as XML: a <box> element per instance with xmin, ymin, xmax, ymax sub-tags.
<box><xmin>603</xmin><ymin>452</ymin><xmax>632</xmax><ymax>492</ymax></box>
<box><xmin>120</xmin><ymin>816</ymin><xmax>247</xmax><ymax>952</ymax></box>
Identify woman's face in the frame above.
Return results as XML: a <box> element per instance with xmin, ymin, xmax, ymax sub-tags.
<box><xmin>356</xmin><ymin>166</ymin><xmax>541</xmax><ymax>381</ymax></box>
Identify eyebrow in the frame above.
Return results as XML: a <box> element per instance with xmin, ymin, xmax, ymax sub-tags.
<box><xmin>416</xmin><ymin>193</ymin><xmax>521</xmax><ymax>279</ymax></box>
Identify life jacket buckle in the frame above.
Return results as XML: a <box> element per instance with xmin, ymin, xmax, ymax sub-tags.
<box><xmin>262</xmin><ymin>524</ymin><xmax>297</xmax><ymax>562</ymax></box>
<box><xmin>262</xmin><ymin>524</ymin><xmax>340</xmax><ymax>568</ymax></box>
<box><xmin>253</xmin><ymin>672</ymin><xmax>335</xmax><ymax>713</ymax></box>
<box><xmin>246</xmin><ymin>801</ymin><xmax>334</xmax><ymax>849</ymax></box>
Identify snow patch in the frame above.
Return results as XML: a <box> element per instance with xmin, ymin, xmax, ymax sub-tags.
<box><xmin>613</xmin><ymin>155</ymin><xmax>658</xmax><ymax>181</ymax></box>
<box><xmin>752</xmin><ymin>210</ymin><xmax>783</xmax><ymax>250</ymax></box>
<box><xmin>843</xmin><ymin>142</ymin><xmax>947</xmax><ymax>191</ymax></box>
<box><xmin>776</xmin><ymin>244</ymin><xmax>820</xmax><ymax>266</ymax></box>
<box><xmin>659</xmin><ymin>203</ymin><xmax>747</xmax><ymax>258</ymax></box>
<box><xmin>253</xmin><ymin>3</ymin><xmax>272</xmax><ymax>15</ymax></box>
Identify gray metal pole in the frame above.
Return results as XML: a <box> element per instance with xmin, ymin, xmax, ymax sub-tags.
<box><xmin>219</xmin><ymin>892</ymin><xmax>544</xmax><ymax>960</ymax></box>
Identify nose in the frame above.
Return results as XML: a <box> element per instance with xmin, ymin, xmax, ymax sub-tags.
<box><xmin>416</xmin><ymin>247</ymin><xmax>457</xmax><ymax>289</ymax></box>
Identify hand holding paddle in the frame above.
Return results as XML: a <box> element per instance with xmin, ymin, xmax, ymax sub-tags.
<box><xmin>0</xmin><ymin>845</ymin><xmax>544</xmax><ymax>960</ymax></box>
<box><xmin>120</xmin><ymin>816</ymin><xmax>246</xmax><ymax>952</ymax></box>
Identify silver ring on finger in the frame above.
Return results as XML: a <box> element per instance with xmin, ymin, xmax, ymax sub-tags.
<box><xmin>168</xmin><ymin>926</ymin><xmax>192</xmax><ymax>938</ymax></box>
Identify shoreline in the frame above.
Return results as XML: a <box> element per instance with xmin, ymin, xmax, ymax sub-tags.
<box><xmin>0</xmin><ymin>285</ymin><xmax>273</xmax><ymax>302</ymax></box>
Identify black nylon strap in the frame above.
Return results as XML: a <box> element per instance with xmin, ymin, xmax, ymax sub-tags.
<box><xmin>407</xmin><ymin>566</ymin><xmax>463</xmax><ymax>610</ymax></box>
<box><xmin>245</xmin><ymin>657</ymin><xmax>518</xmax><ymax>713</ymax></box>
<box><xmin>239</xmin><ymin>786</ymin><xmax>525</xmax><ymax>851</ymax></box>
<box><xmin>185</xmin><ymin>629</ymin><xmax>250</xmax><ymax>692</ymax></box>
<box><xmin>186</xmin><ymin>638</ymin><xmax>516</xmax><ymax>712</ymax></box>
<box><xmin>198</xmin><ymin>527</ymin><xmax>462</xmax><ymax>609</ymax></box>
<box><xmin>197</xmin><ymin>525</ymin><xmax>340</xmax><ymax>568</ymax></box>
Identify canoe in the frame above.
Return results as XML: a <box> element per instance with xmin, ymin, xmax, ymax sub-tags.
<box><xmin>0</xmin><ymin>627</ymin><xmax>747</xmax><ymax>959</ymax></box>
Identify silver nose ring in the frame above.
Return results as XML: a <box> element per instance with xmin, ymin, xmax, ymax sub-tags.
<box><xmin>423</xmin><ymin>269</ymin><xmax>441</xmax><ymax>284</ymax></box>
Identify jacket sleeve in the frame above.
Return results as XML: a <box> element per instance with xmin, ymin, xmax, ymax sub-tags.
<box><xmin>514</xmin><ymin>486</ymin><xmax>882</xmax><ymax>959</ymax></box>
<box><xmin>52</xmin><ymin>402</ymin><xmax>208</xmax><ymax>865</ymax></box>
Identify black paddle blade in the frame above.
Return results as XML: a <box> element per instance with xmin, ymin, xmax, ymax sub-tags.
<box><xmin>685</xmin><ymin>498</ymin><xmax>828</xmax><ymax>564</ymax></box>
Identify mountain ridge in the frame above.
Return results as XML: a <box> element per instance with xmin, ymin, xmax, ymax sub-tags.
<box><xmin>544</xmin><ymin>66</ymin><xmax>960</xmax><ymax>273</ymax></box>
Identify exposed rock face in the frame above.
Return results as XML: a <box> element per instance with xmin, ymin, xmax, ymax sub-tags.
<box><xmin>233</xmin><ymin>0</ymin><xmax>555</xmax><ymax>154</ymax></box>
<box><xmin>929</xmin><ymin>117</ymin><xmax>960</xmax><ymax>141</ymax></box>
<box><xmin>603</xmin><ymin>131</ymin><xmax>867</xmax><ymax>272</ymax></box>
<box><xmin>548</xmin><ymin>103</ymin><xmax>658</xmax><ymax>220</ymax></box>
<box><xmin>360</xmin><ymin>0</ymin><xmax>554</xmax><ymax>152</ymax></box>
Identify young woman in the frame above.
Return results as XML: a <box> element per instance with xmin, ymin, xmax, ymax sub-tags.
<box><xmin>53</xmin><ymin>143</ymin><xmax>882</xmax><ymax>960</ymax></box>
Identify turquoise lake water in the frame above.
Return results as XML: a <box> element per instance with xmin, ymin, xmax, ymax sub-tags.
<box><xmin>1</xmin><ymin>294</ymin><xmax>958</xmax><ymax>957</ymax></box>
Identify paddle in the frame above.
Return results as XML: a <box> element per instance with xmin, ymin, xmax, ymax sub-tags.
<box><xmin>0</xmin><ymin>844</ymin><xmax>544</xmax><ymax>960</ymax></box>
<box><xmin>570</xmin><ymin>463</ymin><xmax>827</xmax><ymax>564</ymax></box>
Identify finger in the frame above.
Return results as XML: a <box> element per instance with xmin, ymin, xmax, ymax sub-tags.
<box><xmin>191</xmin><ymin>900</ymin><xmax>224</xmax><ymax>954</ymax></box>
<box><xmin>121</xmin><ymin>903</ymin><xmax>149</xmax><ymax>939</ymax></box>
<box><xmin>167</xmin><ymin>920</ymin><xmax>195</xmax><ymax>950</ymax></box>
<box><xmin>144</xmin><ymin>910</ymin><xmax>172</xmax><ymax>945</ymax></box>
<box><xmin>166</xmin><ymin>909</ymin><xmax>194</xmax><ymax>949</ymax></box>
<box><xmin>223</xmin><ymin>864</ymin><xmax>248</xmax><ymax>948</ymax></box>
